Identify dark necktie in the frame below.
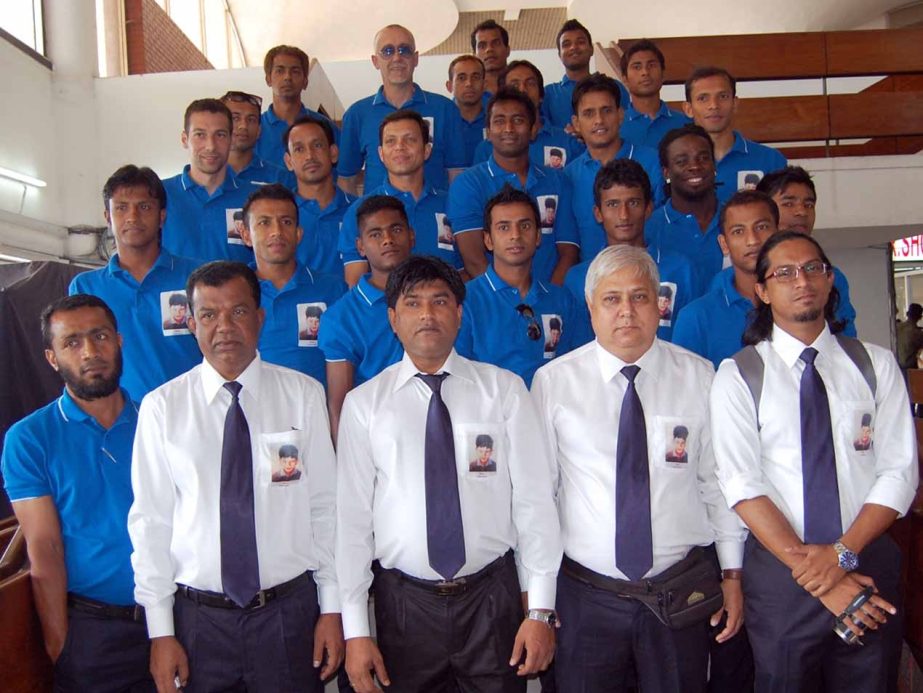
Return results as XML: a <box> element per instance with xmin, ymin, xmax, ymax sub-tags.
<box><xmin>220</xmin><ymin>381</ymin><xmax>260</xmax><ymax>607</ymax></box>
<box><xmin>799</xmin><ymin>348</ymin><xmax>843</xmax><ymax>544</ymax></box>
<box><xmin>416</xmin><ymin>373</ymin><xmax>466</xmax><ymax>580</ymax></box>
<box><xmin>615</xmin><ymin>365</ymin><xmax>653</xmax><ymax>580</ymax></box>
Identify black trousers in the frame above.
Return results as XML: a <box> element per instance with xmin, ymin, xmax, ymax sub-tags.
<box><xmin>707</xmin><ymin>618</ymin><xmax>755</xmax><ymax>693</ymax></box>
<box><xmin>174</xmin><ymin>576</ymin><xmax>323</xmax><ymax>693</ymax></box>
<box><xmin>743</xmin><ymin>534</ymin><xmax>902</xmax><ymax>693</ymax></box>
<box><xmin>373</xmin><ymin>552</ymin><xmax>526</xmax><ymax>693</ymax></box>
<box><xmin>53</xmin><ymin>606</ymin><xmax>154</xmax><ymax>693</ymax></box>
<box><xmin>554</xmin><ymin>567</ymin><xmax>709</xmax><ymax>693</ymax></box>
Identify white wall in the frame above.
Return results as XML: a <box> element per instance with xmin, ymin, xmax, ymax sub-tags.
<box><xmin>824</xmin><ymin>245</ymin><xmax>894</xmax><ymax>348</ymax></box>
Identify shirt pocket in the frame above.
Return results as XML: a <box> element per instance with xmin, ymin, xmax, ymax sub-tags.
<box><xmin>835</xmin><ymin>400</ymin><xmax>876</xmax><ymax>460</ymax></box>
<box><xmin>652</xmin><ymin>415</ymin><xmax>701</xmax><ymax>471</ymax></box>
<box><xmin>454</xmin><ymin>422</ymin><xmax>504</xmax><ymax>480</ymax></box>
<box><xmin>259</xmin><ymin>430</ymin><xmax>309</xmax><ymax>487</ymax></box>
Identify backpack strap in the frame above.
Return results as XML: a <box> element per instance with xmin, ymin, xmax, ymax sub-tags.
<box><xmin>834</xmin><ymin>334</ymin><xmax>877</xmax><ymax>399</ymax></box>
<box><xmin>731</xmin><ymin>345</ymin><xmax>764</xmax><ymax>428</ymax></box>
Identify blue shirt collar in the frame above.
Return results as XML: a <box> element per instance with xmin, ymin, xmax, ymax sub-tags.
<box><xmin>715</xmin><ymin>267</ymin><xmax>755</xmax><ymax>308</ymax></box>
<box><xmin>660</xmin><ymin>199</ymin><xmax>718</xmax><ymax>231</ymax></box>
<box><xmin>356</xmin><ymin>274</ymin><xmax>386</xmax><ymax>306</ymax></box>
<box><xmin>484</xmin><ymin>264</ymin><xmax>547</xmax><ymax>305</ymax></box>
<box><xmin>56</xmin><ymin>387</ymin><xmax>138</xmax><ymax>428</ymax></box>
<box><xmin>107</xmin><ymin>248</ymin><xmax>175</xmax><ymax>277</ymax></box>
<box><xmin>264</xmin><ymin>103</ymin><xmax>309</xmax><ymax>126</ymax></box>
<box><xmin>730</xmin><ymin>131</ymin><xmax>749</xmax><ymax>155</ymax></box>
<box><xmin>297</xmin><ymin>187</ymin><xmax>353</xmax><ymax>215</ymax></box>
<box><xmin>379</xmin><ymin>179</ymin><xmax>437</xmax><ymax>203</ymax></box>
<box><xmin>253</xmin><ymin>262</ymin><xmax>317</xmax><ymax>296</ymax></box>
<box><xmin>556</xmin><ymin>74</ymin><xmax>576</xmax><ymax>87</ymax></box>
<box><xmin>624</xmin><ymin>100</ymin><xmax>674</xmax><ymax>122</ymax></box>
<box><xmin>486</xmin><ymin>156</ymin><xmax>546</xmax><ymax>188</ymax></box>
<box><xmin>180</xmin><ymin>165</ymin><xmax>240</xmax><ymax>194</ymax></box>
<box><xmin>372</xmin><ymin>84</ymin><xmax>426</xmax><ymax>108</ymax></box>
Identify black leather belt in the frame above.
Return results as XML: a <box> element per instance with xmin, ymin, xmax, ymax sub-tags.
<box><xmin>177</xmin><ymin>571</ymin><xmax>312</xmax><ymax>610</ymax></box>
<box><xmin>562</xmin><ymin>555</ymin><xmax>656</xmax><ymax>597</ymax></box>
<box><xmin>67</xmin><ymin>594</ymin><xmax>145</xmax><ymax>622</ymax></box>
<box><xmin>375</xmin><ymin>550</ymin><xmax>513</xmax><ymax>597</ymax></box>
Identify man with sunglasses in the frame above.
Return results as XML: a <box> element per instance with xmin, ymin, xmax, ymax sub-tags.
<box><xmin>221</xmin><ymin>91</ymin><xmax>296</xmax><ymax>189</ymax></box>
<box><xmin>710</xmin><ymin>231</ymin><xmax>916</xmax><ymax>692</ymax></box>
<box><xmin>337</xmin><ymin>25</ymin><xmax>467</xmax><ymax>195</ymax></box>
<box><xmin>456</xmin><ymin>185</ymin><xmax>578</xmax><ymax>387</ymax></box>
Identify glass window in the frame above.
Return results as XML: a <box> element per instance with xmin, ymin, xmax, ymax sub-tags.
<box><xmin>1</xmin><ymin>0</ymin><xmax>45</xmax><ymax>56</ymax></box>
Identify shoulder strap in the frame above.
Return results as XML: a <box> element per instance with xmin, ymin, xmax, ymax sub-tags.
<box><xmin>731</xmin><ymin>345</ymin><xmax>765</xmax><ymax>426</ymax></box>
<box><xmin>834</xmin><ymin>334</ymin><xmax>877</xmax><ymax>398</ymax></box>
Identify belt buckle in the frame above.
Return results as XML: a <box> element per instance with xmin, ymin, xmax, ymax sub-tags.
<box><xmin>434</xmin><ymin>579</ymin><xmax>465</xmax><ymax>596</ymax></box>
<box><xmin>252</xmin><ymin>590</ymin><xmax>269</xmax><ymax>609</ymax></box>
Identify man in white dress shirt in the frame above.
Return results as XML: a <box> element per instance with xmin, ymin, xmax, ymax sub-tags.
<box><xmin>710</xmin><ymin>231</ymin><xmax>917</xmax><ymax>691</ymax></box>
<box><xmin>129</xmin><ymin>261</ymin><xmax>343</xmax><ymax>692</ymax></box>
<box><xmin>531</xmin><ymin>244</ymin><xmax>746</xmax><ymax>692</ymax></box>
<box><xmin>336</xmin><ymin>255</ymin><xmax>562</xmax><ymax>693</ymax></box>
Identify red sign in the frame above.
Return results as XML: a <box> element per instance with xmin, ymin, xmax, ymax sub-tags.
<box><xmin>893</xmin><ymin>235</ymin><xmax>923</xmax><ymax>261</ymax></box>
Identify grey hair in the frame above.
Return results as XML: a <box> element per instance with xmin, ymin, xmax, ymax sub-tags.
<box><xmin>374</xmin><ymin>24</ymin><xmax>415</xmax><ymax>51</ymax></box>
<box><xmin>584</xmin><ymin>245</ymin><xmax>661</xmax><ymax>302</ymax></box>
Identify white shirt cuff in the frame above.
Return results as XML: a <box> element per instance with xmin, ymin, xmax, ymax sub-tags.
<box><xmin>317</xmin><ymin>583</ymin><xmax>341</xmax><ymax>614</ymax></box>
<box><xmin>719</xmin><ymin>474</ymin><xmax>771</xmax><ymax>511</ymax></box>
<box><xmin>341</xmin><ymin>600</ymin><xmax>371</xmax><ymax>639</ymax></box>
<box><xmin>526</xmin><ymin>574</ymin><xmax>557</xmax><ymax>611</ymax></box>
<box><xmin>865</xmin><ymin>478</ymin><xmax>918</xmax><ymax>519</ymax></box>
<box><xmin>144</xmin><ymin>599</ymin><xmax>175</xmax><ymax>639</ymax></box>
<box><xmin>715</xmin><ymin>539</ymin><xmax>745</xmax><ymax>571</ymax></box>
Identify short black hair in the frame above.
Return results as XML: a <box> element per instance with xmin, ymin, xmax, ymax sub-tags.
<box><xmin>41</xmin><ymin>294</ymin><xmax>118</xmax><ymax>349</ymax></box>
<box><xmin>475</xmin><ymin>434</ymin><xmax>494</xmax><ymax>448</ymax></box>
<box><xmin>486</xmin><ymin>88</ymin><xmax>537</xmax><ymax>128</ymax></box>
<box><xmin>571</xmin><ymin>72</ymin><xmax>622</xmax><ymax>115</ymax></box>
<box><xmin>549</xmin><ymin>148</ymin><xmax>563</xmax><ymax>158</ymax></box>
<box><xmin>448</xmin><ymin>54</ymin><xmax>485</xmax><ymax>81</ymax></box>
<box><xmin>658</xmin><ymin>123</ymin><xmax>715</xmax><ymax>169</ymax></box>
<box><xmin>499</xmin><ymin>60</ymin><xmax>545</xmax><ymax>101</ymax></box>
<box><xmin>186</xmin><ymin>261</ymin><xmax>261</xmax><ymax>314</ymax></box>
<box><xmin>263</xmin><ymin>45</ymin><xmax>309</xmax><ymax>80</ymax></box>
<box><xmin>379</xmin><ymin>109</ymin><xmax>430</xmax><ymax>146</ymax></box>
<box><xmin>659</xmin><ymin>284</ymin><xmax>674</xmax><ymax>298</ymax></box>
<box><xmin>283</xmin><ymin>114</ymin><xmax>335</xmax><ymax>151</ymax></box>
<box><xmin>471</xmin><ymin>19</ymin><xmax>509</xmax><ymax>52</ymax></box>
<box><xmin>756</xmin><ymin>165</ymin><xmax>817</xmax><ymax>200</ymax></box>
<box><xmin>548</xmin><ymin>317</ymin><xmax>561</xmax><ymax>330</ymax></box>
<box><xmin>356</xmin><ymin>195</ymin><xmax>409</xmax><ymax>234</ymax></box>
<box><xmin>168</xmin><ymin>292</ymin><xmax>188</xmax><ymax>306</ymax></box>
<box><xmin>672</xmin><ymin>425</ymin><xmax>688</xmax><ymax>440</ymax></box>
<box><xmin>242</xmin><ymin>184</ymin><xmax>297</xmax><ymax>227</ymax></box>
<box><xmin>719</xmin><ymin>190</ymin><xmax>780</xmax><ymax>234</ymax></box>
<box><xmin>103</xmin><ymin>165</ymin><xmax>167</xmax><ymax>212</ymax></box>
<box><xmin>304</xmin><ymin>305</ymin><xmax>323</xmax><ymax>318</ymax></box>
<box><xmin>483</xmin><ymin>184</ymin><xmax>540</xmax><ymax>233</ymax></box>
<box><xmin>183</xmin><ymin>98</ymin><xmax>232</xmax><ymax>133</ymax></box>
<box><xmin>685</xmin><ymin>66</ymin><xmax>736</xmax><ymax>102</ymax></box>
<box><xmin>860</xmin><ymin>413</ymin><xmax>872</xmax><ymax>427</ymax></box>
<box><xmin>909</xmin><ymin>303</ymin><xmax>923</xmax><ymax>320</ymax></box>
<box><xmin>556</xmin><ymin>19</ymin><xmax>591</xmax><ymax>52</ymax></box>
<box><xmin>385</xmin><ymin>256</ymin><xmax>466</xmax><ymax>309</ymax></box>
<box><xmin>620</xmin><ymin>39</ymin><xmax>665</xmax><ymax>76</ymax></box>
<box><xmin>593</xmin><ymin>158</ymin><xmax>652</xmax><ymax>208</ymax></box>
<box><xmin>278</xmin><ymin>444</ymin><xmax>299</xmax><ymax>458</ymax></box>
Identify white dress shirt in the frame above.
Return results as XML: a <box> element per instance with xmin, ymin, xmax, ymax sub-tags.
<box><xmin>710</xmin><ymin>324</ymin><xmax>918</xmax><ymax>538</ymax></box>
<box><xmin>336</xmin><ymin>350</ymin><xmax>563</xmax><ymax>639</ymax></box>
<box><xmin>531</xmin><ymin>339</ymin><xmax>747</xmax><ymax>580</ymax></box>
<box><xmin>129</xmin><ymin>354</ymin><xmax>339</xmax><ymax>638</ymax></box>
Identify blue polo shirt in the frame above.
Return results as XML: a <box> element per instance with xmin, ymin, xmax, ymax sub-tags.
<box><xmin>69</xmin><ymin>250</ymin><xmax>202</xmax><ymax>402</ymax></box>
<box><xmin>256</xmin><ymin>103</ymin><xmax>340</xmax><ymax>170</ymax></box>
<box><xmin>317</xmin><ymin>274</ymin><xmax>403</xmax><ymax>386</ymax></box>
<box><xmin>255</xmin><ymin>263</ymin><xmax>347</xmax><ymax>388</ymax></box>
<box><xmin>296</xmin><ymin>188</ymin><xmax>357</xmax><ymax>275</ymax></box>
<box><xmin>161</xmin><ymin>166</ymin><xmax>257</xmax><ymax>264</ymax></box>
<box><xmin>472</xmin><ymin>120</ymin><xmax>585</xmax><ymax>170</ymax></box>
<box><xmin>456</xmin><ymin>265</ymin><xmax>578</xmax><ymax>387</ymax></box>
<box><xmin>234</xmin><ymin>155</ymin><xmax>297</xmax><ymax>190</ymax></box>
<box><xmin>543</xmin><ymin>75</ymin><xmax>631</xmax><ymax>130</ymax></box>
<box><xmin>447</xmin><ymin>156</ymin><xmax>579</xmax><ymax>284</ymax></box>
<box><xmin>338</xmin><ymin>181</ymin><xmax>461</xmax><ymax>269</ymax></box>
<box><xmin>563</xmin><ymin>142</ymin><xmax>664</xmax><ymax>260</ymax></box>
<box><xmin>832</xmin><ymin>266</ymin><xmax>858</xmax><ymax>337</ymax></box>
<box><xmin>645</xmin><ymin>200</ymin><xmax>725</xmax><ymax>283</ymax></box>
<box><xmin>620</xmin><ymin>100</ymin><xmax>692</xmax><ymax>150</ymax></box>
<box><xmin>457</xmin><ymin>93</ymin><xmax>490</xmax><ymax>166</ymax></box>
<box><xmin>715</xmin><ymin>131</ymin><xmax>787</xmax><ymax>205</ymax></box>
<box><xmin>2</xmin><ymin>390</ymin><xmax>139</xmax><ymax>605</ymax></box>
<box><xmin>564</xmin><ymin>244</ymin><xmax>704</xmax><ymax>346</ymax></box>
<box><xmin>338</xmin><ymin>84</ymin><xmax>467</xmax><ymax>191</ymax></box>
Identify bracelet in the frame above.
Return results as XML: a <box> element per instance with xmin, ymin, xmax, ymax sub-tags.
<box><xmin>722</xmin><ymin>569</ymin><xmax>743</xmax><ymax>580</ymax></box>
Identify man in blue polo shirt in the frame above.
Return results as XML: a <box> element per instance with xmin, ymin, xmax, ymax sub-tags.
<box><xmin>337</xmin><ymin>24</ymin><xmax>466</xmax><ymax>195</ymax></box>
<box><xmin>319</xmin><ymin>195</ymin><xmax>410</xmax><ymax>440</ymax></box>
<box><xmin>446</xmin><ymin>55</ymin><xmax>489</xmax><ymax>166</ymax></box>
<box><xmin>619</xmin><ymin>39</ymin><xmax>692</xmax><ymax>150</ymax></box>
<box><xmin>239</xmin><ymin>184</ymin><xmax>346</xmax><ymax>388</ymax></box>
<box><xmin>448</xmin><ymin>88</ymin><xmax>580</xmax><ymax>284</ymax></box>
<box><xmin>646</xmin><ymin>124</ymin><xmax>726</xmax><ymax>283</ymax></box>
<box><xmin>70</xmin><ymin>165</ymin><xmax>201</xmax><ymax>402</ymax></box>
<box><xmin>564</xmin><ymin>73</ymin><xmax>664</xmax><ymax>259</ymax></box>
<box><xmin>161</xmin><ymin>98</ymin><xmax>257</xmax><ymax>264</ymax></box>
<box><xmin>457</xmin><ymin>186</ymin><xmax>577</xmax><ymax>386</ymax></box>
<box><xmin>471</xmin><ymin>19</ymin><xmax>510</xmax><ymax>96</ymax></box>
<box><xmin>472</xmin><ymin>60</ymin><xmax>585</xmax><ymax>169</ymax></box>
<box><xmin>339</xmin><ymin>110</ymin><xmax>461</xmax><ymax>287</ymax></box>
<box><xmin>2</xmin><ymin>295</ymin><xmax>152</xmax><ymax>692</ymax></box>
<box><xmin>255</xmin><ymin>45</ymin><xmax>339</xmax><ymax>169</ymax></box>
<box><xmin>221</xmin><ymin>91</ymin><xmax>295</xmax><ymax>189</ymax></box>
<box><xmin>683</xmin><ymin>66</ymin><xmax>787</xmax><ymax>204</ymax></box>
<box><xmin>544</xmin><ymin>19</ymin><xmax>630</xmax><ymax>131</ymax></box>
<box><xmin>564</xmin><ymin>159</ymin><xmax>702</xmax><ymax>346</ymax></box>
<box><xmin>283</xmin><ymin>115</ymin><xmax>355</xmax><ymax>276</ymax></box>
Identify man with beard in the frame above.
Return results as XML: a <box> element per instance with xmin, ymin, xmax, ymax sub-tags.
<box><xmin>1</xmin><ymin>295</ymin><xmax>154</xmax><ymax>692</ymax></box>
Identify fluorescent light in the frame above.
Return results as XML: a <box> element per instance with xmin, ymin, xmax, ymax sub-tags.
<box><xmin>0</xmin><ymin>253</ymin><xmax>30</xmax><ymax>262</ymax></box>
<box><xmin>0</xmin><ymin>166</ymin><xmax>46</xmax><ymax>188</ymax></box>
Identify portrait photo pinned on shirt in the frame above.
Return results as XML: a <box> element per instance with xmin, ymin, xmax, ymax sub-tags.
<box><xmin>542</xmin><ymin>314</ymin><xmax>563</xmax><ymax>359</ymax></box>
<box><xmin>159</xmin><ymin>290</ymin><xmax>191</xmax><ymax>335</ymax></box>
<box><xmin>853</xmin><ymin>412</ymin><xmax>874</xmax><ymax>452</ymax></box>
<box><xmin>737</xmin><ymin>170</ymin><xmax>764</xmax><ymax>192</ymax></box>
<box><xmin>226</xmin><ymin>208</ymin><xmax>245</xmax><ymax>245</ymax></box>
<box><xmin>468</xmin><ymin>433</ymin><xmax>498</xmax><ymax>474</ymax></box>
<box><xmin>544</xmin><ymin>146</ymin><xmax>566</xmax><ymax>169</ymax></box>
<box><xmin>271</xmin><ymin>444</ymin><xmax>303</xmax><ymax>483</ymax></box>
<box><xmin>664</xmin><ymin>423</ymin><xmax>690</xmax><ymax>466</ymax></box>
<box><xmin>435</xmin><ymin>212</ymin><xmax>455</xmax><ymax>251</ymax></box>
<box><xmin>658</xmin><ymin>282</ymin><xmax>676</xmax><ymax>327</ymax></box>
<box><xmin>537</xmin><ymin>194</ymin><xmax>558</xmax><ymax>232</ymax></box>
<box><xmin>297</xmin><ymin>302</ymin><xmax>327</xmax><ymax>347</ymax></box>
<box><xmin>422</xmin><ymin>115</ymin><xmax>435</xmax><ymax>141</ymax></box>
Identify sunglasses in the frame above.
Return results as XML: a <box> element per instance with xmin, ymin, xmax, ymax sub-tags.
<box><xmin>379</xmin><ymin>44</ymin><xmax>415</xmax><ymax>59</ymax></box>
<box><xmin>221</xmin><ymin>91</ymin><xmax>263</xmax><ymax>109</ymax></box>
<box><xmin>516</xmin><ymin>304</ymin><xmax>542</xmax><ymax>341</ymax></box>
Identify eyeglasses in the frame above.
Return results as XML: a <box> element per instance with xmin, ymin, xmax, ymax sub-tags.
<box><xmin>765</xmin><ymin>261</ymin><xmax>829</xmax><ymax>283</ymax></box>
<box><xmin>221</xmin><ymin>91</ymin><xmax>262</xmax><ymax>109</ymax></box>
<box><xmin>378</xmin><ymin>44</ymin><xmax>415</xmax><ymax>59</ymax></box>
<box><xmin>516</xmin><ymin>304</ymin><xmax>542</xmax><ymax>341</ymax></box>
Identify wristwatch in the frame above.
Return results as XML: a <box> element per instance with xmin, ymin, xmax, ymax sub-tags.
<box><xmin>833</xmin><ymin>541</ymin><xmax>859</xmax><ymax>572</ymax></box>
<box><xmin>528</xmin><ymin>609</ymin><xmax>557</xmax><ymax>628</ymax></box>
